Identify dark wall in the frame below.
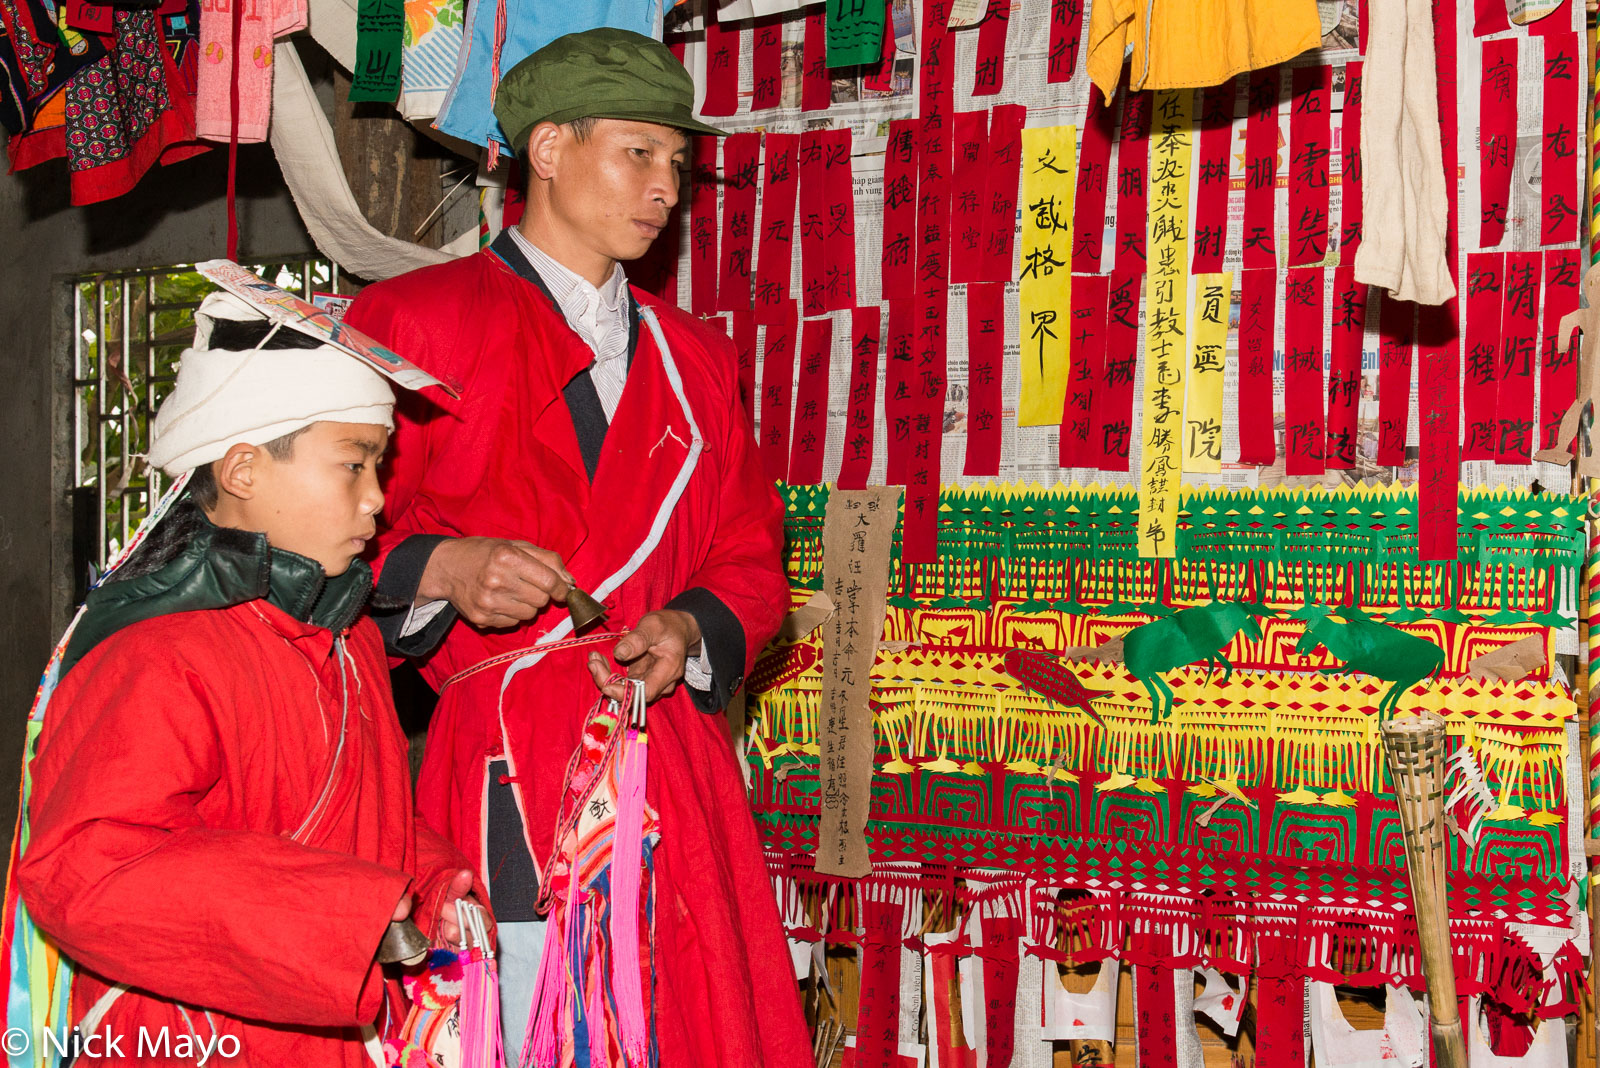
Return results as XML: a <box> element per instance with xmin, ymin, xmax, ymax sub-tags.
<box><xmin>0</xmin><ymin>141</ymin><xmax>315</xmax><ymax>846</ymax></box>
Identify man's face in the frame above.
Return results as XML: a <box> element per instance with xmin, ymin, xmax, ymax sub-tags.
<box><xmin>542</xmin><ymin>119</ymin><xmax>690</xmax><ymax>265</ymax></box>
<box><xmin>242</xmin><ymin>420</ymin><xmax>388</xmax><ymax>576</ymax></box>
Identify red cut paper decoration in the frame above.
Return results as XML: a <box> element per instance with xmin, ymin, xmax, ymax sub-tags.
<box><xmin>788</xmin><ymin>316</ymin><xmax>833</xmax><ymax>485</ymax></box>
<box><xmin>1496</xmin><ymin>251</ymin><xmax>1542</xmax><ymax>463</ymax></box>
<box><xmin>1478</xmin><ymin>39</ymin><xmax>1516</xmax><ymax>248</ymax></box>
<box><xmin>1243</xmin><ymin>68</ymin><xmax>1280</xmax><ymax>271</ymax></box>
<box><xmin>751</xmin><ymin>18</ymin><xmax>782</xmax><ymax>112</ymax></box>
<box><xmin>972</xmin><ymin>0</ymin><xmax>1009</xmax><ymax>97</ymax></box>
<box><xmin>1326</xmin><ymin>267</ymin><xmax>1364</xmax><ymax>469</ymax></box>
<box><xmin>689</xmin><ymin>136</ymin><xmax>719</xmax><ymax>316</ymax></box>
<box><xmin>717</xmin><ymin>132</ymin><xmax>760</xmax><ymax>312</ymax></box>
<box><xmin>881</xmin><ymin>120</ymin><xmax>920</xmax><ymax>300</ymax></box>
<box><xmin>964</xmin><ymin>281</ymin><xmax>1005</xmax><ymax>476</ymax></box>
<box><xmin>1283</xmin><ymin>267</ymin><xmax>1326</xmax><ymax>475</ymax></box>
<box><xmin>1113</xmin><ymin>90</ymin><xmax>1150</xmax><ymax>273</ymax></box>
<box><xmin>837</xmin><ymin>306</ymin><xmax>882</xmax><ymax>489</ymax></box>
<box><xmin>1540</xmin><ymin>32</ymin><xmax>1580</xmax><ymax>245</ymax></box>
<box><xmin>1419</xmin><ymin>0</ymin><xmax>1459</xmax><ymax>563</ymax></box>
<box><xmin>950</xmin><ymin>110</ymin><xmax>990</xmax><ymax>284</ymax></box>
<box><xmin>1072</xmin><ymin>91</ymin><xmax>1116</xmax><ymax>274</ymax></box>
<box><xmin>1046</xmin><ymin>0</ymin><xmax>1085</xmax><ymax>83</ymax></box>
<box><xmin>1236</xmin><ymin>268</ymin><xmax>1277</xmax><ymax>466</ymax></box>
<box><xmin>1060</xmin><ymin>273</ymin><xmax>1108</xmax><ymax>468</ymax></box>
<box><xmin>753</xmin><ymin>132</ymin><xmax>799</xmax><ymax>323</ymax></box>
<box><xmin>1539</xmin><ymin>249</ymin><xmax>1581</xmax><ymax>451</ymax></box>
<box><xmin>758</xmin><ymin>303</ymin><xmax>799</xmax><ymax>482</ymax></box>
<box><xmin>803</xmin><ymin>9</ymin><xmax>831</xmax><ymax>112</ymax></box>
<box><xmin>1375</xmin><ymin>296</ymin><xmax>1414</xmax><ymax>466</ymax></box>
<box><xmin>731</xmin><ymin>309</ymin><xmax>758</xmax><ymax>427</ymax></box>
<box><xmin>1287</xmin><ymin>65</ymin><xmax>1331</xmax><ymax>267</ymax></box>
<box><xmin>981</xmin><ymin>103</ymin><xmax>1026</xmax><ymax>281</ymax></box>
<box><xmin>701</xmin><ymin>19</ymin><xmax>740</xmax><ymax>118</ymax></box>
<box><xmin>1191</xmin><ymin>80</ymin><xmax>1235</xmax><ymax>275</ymax></box>
<box><xmin>1096</xmin><ymin>270</ymin><xmax>1140</xmax><ymax>469</ymax></box>
<box><xmin>884</xmin><ymin>297</ymin><xmax>917</xmax><ymax>485</ymax></box>
<box><xmin>1461</xmin><ymin>252</ymin><xmax>1504</xmax><ymax>460</ymax></box>
<box><xmin>1341</xmin><ymin>61</ymin><xmax>1363</xmax><ymax>263</ymax></box>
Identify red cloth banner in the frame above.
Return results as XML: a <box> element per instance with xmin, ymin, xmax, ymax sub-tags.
<box><xmin>884</xmin><ymin>297</ymin><xmax>916</xmax><ymax>485</ymax></box>
<box><xmin>1113</xmin><ymin>90</ymin><xmax>1150</xmax><ymax>272</ymax></box>
<box><xmin>982</xmin><ymin>103</ymin><xmax>1026</xmax><ymax>281</ymax></box>
<box><xmin>1327</xmin><ymin>267</ymin><xmax>1364</xmax><ymax>469</ymax></box>
<box><xmin>788</xmin><ymin>316</ymin><xmax>832</xmax><ymax>484</ymax></box>
<box><xmin>1283</xmin><ymin>267</ymin><xmax>1325</xmax><ymax>475</ymax></box>
<box><xmin>964</xmin><ymin>281</ymin><xmax>1005</xmax><ymax>476</ymax></box>
<box><xmin>702</xmin><ymin>19</ymin><xmax>740</xmax><ymax>117</ymax></box>
<box><xmin>754</xmin><ymin>132</ymin><xmax>799</xmax><ymax>323</ymax></box>
<box><xmin>1060</xmin><ymin>273</ymin><xmax>1107</xmax><ymax>468</ymax></box>
<box><xmin>803</xmin><ymin>9</ymin><xmax>831</xmax><ymax>112</ymax></box>
<box><xmin>837</xmin><ymin>306</ymin><xmax>881</xmax><ymax>490</ymax></box>
<box><xmin>1243</xmin><ymin>68</ymin><xmax>1280</xmax><ymax>271</ymax></box>
<box><xmin>1237</xmin><ymin>267</ymin><xmax>1277</xmax><ymax>465</ymax></box>
<box><xmin>1072</xmin><ymin>90</ymin><xmax>1117</xmax><ymax>274</ymax></box>
<box><xmin>758</xmin><ymin>303</ymin><xmax>798</xmax><ymax>482</ymax></box>
<box><xmin>1462</xmin><ymin>252</ymin><xmax>1505</xmax><ymax>460</ymax></box>
<box><xmin>1496</xmin><ymin>251</ymin><xmax>1542</xmax><ymax>463</ymax></box>
<box><xmin>1046</xmin><ymin>0</ymin><xmax>1085</xmax><ymax>83</ymax></box>
<box><xmin>731</xmin><ymin>309</ymin><xmax>758</xmax><ymax>427</ymax></box>
<box><xmin>1540</xmin><ymin>32</ymin><xmax>1580</xmax><ymax>245</ymax></box>
<box><xmin>689</xmin><ymin>136</ymin><xmax>719</xmax><ymax>316</ymax></box>
<box><xmin>1096</xmin><ymin>270</ymin><xmax>1140</xmax><ymax>469</ymax></box>
<box><xmin>751</xmin><ymin>18</ymin><xmax>782</xmax><ymax>111</ymax></box>
<box><xmin>1479</xmin><ymin>38</ymin><xmax>1516</xmax><ymax>248</ymax></box>
<box><xmin>881</xmin><ymin>120</ymin><xmax>920</xmax><ymax>301</ymax></box>
<box><xmin>1539</xmin><ymin>249</ymin><xmax>1581</xmax><ymax>451</ymax></box>
<box><xmin>1287</xmin><ymin>65</ymin><xmax>1331</xmax><ymax>266</ymax></box>
<box><xmin>1341</xmin><ymin>61</ymin><xmax>1363</xmax><ymax>263</ymax></box>
<box><xmin>1192</xmin><ymin>80</ymin><xmax>1235</xmax><ymax>274</ymax></box>
<box><xmin>973</xmin><ymin>0</ymin><xmax>1009</xmax><ymax>96</ymax></box>
<box><xmin>717</xmin><ymin>132</ymin><xmax>760</xmax><ymax>312</ymax></box>
<box><xmin>950</xmin><ymin>110</ymin><xmax>990</xmax><ymax>284</ymax></box>
<box><xmin>1376</xmin><ymin>294</ymin><xmax>1414</xmax><ymax>465</ymax></box>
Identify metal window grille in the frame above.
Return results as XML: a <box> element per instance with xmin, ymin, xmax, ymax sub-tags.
<box><xmin>70</xmin><ymin>259</ymin><xmax>337</xmax><ymax>575</ymax></box>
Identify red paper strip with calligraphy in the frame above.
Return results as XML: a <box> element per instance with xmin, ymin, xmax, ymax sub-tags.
<box><xmin>1287</xmin><ymin>65</ymin><xmax>1331</xmax><ymax>267</ymax></box>
<box><xmin>837</xmin><ymin>306</ymin><xmax>881</xmax><ymax>490</ymax></box>
<box><xmin>1496</xmin><ymin>251</ymin><xmax>1542</xmax><ymax>463</ymax></box>
<box><xmin>1236</xmin><ymin>267</ymin><xmax>1277</xmax><ymax>465</ymax></box>
<box><xmin>1060</xmin><ymin>273</ymin><xmax>1107</xmax><ymax>469</ymax></box>
<box><xmin>788</xmin><ymin>316</ymin><xmax>832</xmax><ymax>485</ymax></box>
<box><xmin>1283</xmin><ymin>267</ymin><xmax>1325</xmax><ymax>475</ymax></box>
<box><xmin>965</xmin><ymin>281</ymin><xmax>1005</xmax><ymax>476</ymax></box>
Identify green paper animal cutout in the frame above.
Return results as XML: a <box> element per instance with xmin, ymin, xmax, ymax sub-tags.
<box><xmin>1122</xmin><ymin>601</ymin><xmax>1274</xmax><ymax>723</ymax></box>
<box><xmin>1293</xmin><ymin>605</ymin><xmax>1445</xmax><ymax>722</ymax></box>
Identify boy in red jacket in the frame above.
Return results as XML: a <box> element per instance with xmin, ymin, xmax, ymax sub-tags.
<box><xmin>17</xmin><ymin>290</ymin><xmax>485</xmax><ymax>1067</ymax></box>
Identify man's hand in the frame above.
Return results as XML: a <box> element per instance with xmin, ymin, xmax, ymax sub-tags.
<box><xmin>587</xmin><ymin>609</ymin><xmax>701</xmax><ymax>703</ymax></box>
<box><xmin>435</xmin><ymin>869</ymin><xmax>492</xmax><ymax>948</ymax></box>
<box><xmin>419</xmin><ymin>537</ymin><xmax>572</xmax><ymax>629</ymax></box>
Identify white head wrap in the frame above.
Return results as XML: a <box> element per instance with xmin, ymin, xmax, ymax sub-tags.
<box><xmin>148</xmin><ymin>292</ymin><xmax>396</xmax><ymax>477</ymax></box>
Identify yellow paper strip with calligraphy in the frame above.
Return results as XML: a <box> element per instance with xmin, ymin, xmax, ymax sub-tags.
<box><xmin>1138</xmin><ymin>90</ymin><xmax>1194</xmax><ymax>558</ymax></box>
<box><xmin>1016</xmin><ymin>125</ymin><xmax>1076</xmax><ymax>427</ymax></box>
<box><xmin>1184</xmin><ymin>271</ymin><xmax>1232</xmax><ymax>473</ymax></box>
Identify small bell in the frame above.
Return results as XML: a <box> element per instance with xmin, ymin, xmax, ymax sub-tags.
<box><xmin>567</xmin><ymin>586</ymin><xmax>608</xmax><ymax>632</ymax></box>
<box><xmin>377</xmin><ymin>919</ymin><xmax>430</xmax><ymax>966</ymax></box>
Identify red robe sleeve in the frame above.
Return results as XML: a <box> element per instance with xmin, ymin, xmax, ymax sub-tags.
<box><xmin>17</xmin><ymin>639</ymin><xmax>412</xmax><ymax>1028</ymax></box>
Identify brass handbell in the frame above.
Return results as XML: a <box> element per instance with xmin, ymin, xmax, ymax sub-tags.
<box><xmin>377</xmin><ymin>919</ymin><xmax>429</xmax><ymax>966</ymax></box>
<box><xmin>566</xmin><ymin>585</ymin><xmax>608</xmax><ymax>632</ymax></box>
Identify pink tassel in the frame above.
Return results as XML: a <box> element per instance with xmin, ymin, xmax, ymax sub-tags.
<box><xmin>460</xmin><ymin>956</ymin><xmax>505</xmax><ymax>1068</ymax></box>
<box><xmin>586</xmin><ymin>931</ymin><xmax>606</xmax><ymax>1068</ymax></box>
<box><xmin>522</xmin><ymin>863</ymin><xmax>582</xmax><ymax>1068</ymax></box>
<box><xmin>608</xmin><ymin>732</ymin><xmax>651</xmax><ymax>1063</ymax></box>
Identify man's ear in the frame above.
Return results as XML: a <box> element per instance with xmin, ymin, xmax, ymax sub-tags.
<box><xmin>525</xmin><ymin>122</ymin><xmax>565</xmax><ymax>182</ymax></box>
<box><xmin>214</xmin><ymin>443</ymin><xmax>260</xmax><ymax>502</ymax></box>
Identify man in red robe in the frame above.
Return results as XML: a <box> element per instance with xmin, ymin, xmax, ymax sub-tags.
<box><xmin>343</xmin><ymin>28</ymin><xmax>811</xmax><ymax>1068</ymax></box>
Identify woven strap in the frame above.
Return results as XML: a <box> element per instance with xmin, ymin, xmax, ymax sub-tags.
<box><xmin>439</xmin><ymin>631</ymin><xmax>623</xmax><ymax>693</ymax></box>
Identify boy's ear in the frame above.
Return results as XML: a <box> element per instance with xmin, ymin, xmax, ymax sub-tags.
<box><xmin>214</xmin><ymin>443</ymin><xmax>260</xmax><ymax>502</ymax></box>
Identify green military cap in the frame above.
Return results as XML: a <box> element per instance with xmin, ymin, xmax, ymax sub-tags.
<box><xmin>494</xmin><ymin>27</ymin><xmax>727</xmax><ymax>153</ymax></box>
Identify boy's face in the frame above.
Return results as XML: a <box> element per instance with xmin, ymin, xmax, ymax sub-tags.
<box><xmin>232</xmin><ymin>421</ymin><xmax>388</xmax><ymax>576</ymax></box>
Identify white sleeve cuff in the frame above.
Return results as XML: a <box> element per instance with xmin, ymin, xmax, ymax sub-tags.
<box><xmin>682</xmin><ymin>643</ymin><xmax>714</xmax><ymax>691</ymax></box>
<box><xmin>400</xmin><ymin>598</ymin><xmax>451</xmax><ymax>637</ymax></box>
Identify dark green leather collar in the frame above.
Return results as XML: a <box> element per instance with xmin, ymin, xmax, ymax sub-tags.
<box><xmin>62</xmin><ymin>516</ymin><xmax>372</xmax><ymax>677</ymax></box>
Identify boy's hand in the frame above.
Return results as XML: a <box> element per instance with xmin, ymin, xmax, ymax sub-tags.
<box><xmin>586</xmin><ymin>610</ymin><xmax>701</xmax><ymax>703</ymax></box>
<box><xmin>420</xmin><ymin>537</ymin><xmax>572</xmax><ymax>629</ymax></box>
<box><xmin>435</xmin><ymin>869</ymin><xmax>492</xmax><ymax>948</ymax></box>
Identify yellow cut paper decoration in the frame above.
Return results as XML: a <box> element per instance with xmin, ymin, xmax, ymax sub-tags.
<box><xmin>1138</xmin><ymin>89</ymin><xmax>1194</xmax><ymax>557</ymax></box>
<box><xmin>1184</xmin><ymin>271</ymin><xmax>1232</xmax><ymax>473</ymax></box>
<box><xmin>1016</xmin><ymin>125</ymin><xmax>1077</xmax><ymax>427</ymax></box>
